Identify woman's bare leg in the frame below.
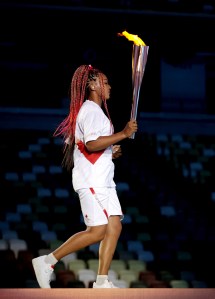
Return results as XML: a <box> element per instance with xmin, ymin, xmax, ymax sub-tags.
<box><xmin>97</xmin><ymin>216</ymin><xmax>122</xmax><ymax>275</ymax></box>
<box><xmin>52</xmin><ymin>224</ymin><xmax>107</xmax><ymax>260</ymax></box>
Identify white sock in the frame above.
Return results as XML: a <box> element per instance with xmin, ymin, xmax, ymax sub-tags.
<box><xmin>96</xmin><ymin>275</ymin><xmax>108</xmax><ymax>285</ymax></box>
<box><xmin>45</xmin><ymin>253</ymin><xmax>58</xmax><ymax>265</ymax></box>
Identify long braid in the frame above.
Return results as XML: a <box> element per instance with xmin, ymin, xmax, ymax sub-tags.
<box><xmin>54</xmin><ymin>65</ymin><xmax>90</xmax><ymax>170</ymax></box>
<box><xmin>98</xmin><ymin>73</ymin><xmax>114</xmax><ymax>133</ymax></box>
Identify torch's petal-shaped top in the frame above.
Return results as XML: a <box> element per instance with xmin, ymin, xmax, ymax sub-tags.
<box><xmin>118</xmin><ymin>30</ymin><xmax>146</xmax><ymax>46</ymax></box>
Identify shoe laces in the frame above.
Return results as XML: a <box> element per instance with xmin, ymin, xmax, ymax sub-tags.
<box><xmin>44</xmin><ymin>265</ymin><xmax>54</xmax><ymax>280</ymax></box>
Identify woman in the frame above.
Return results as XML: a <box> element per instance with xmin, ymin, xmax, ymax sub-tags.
<box><xmin>32</xmin><ymin>64</ymin><xmax>138</xmax><ymax>288</ymax></box>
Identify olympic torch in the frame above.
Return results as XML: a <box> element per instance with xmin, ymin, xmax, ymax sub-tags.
<box><xmin>118</xmin><ymin>31</ymin><xmax>149</xmax><ymax>139</ymax></box>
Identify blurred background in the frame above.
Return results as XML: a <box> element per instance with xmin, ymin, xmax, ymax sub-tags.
<box><xmin>0</xmin><ymin>0</ymin><xmax>215</xmax><ymax>289</ymax></box>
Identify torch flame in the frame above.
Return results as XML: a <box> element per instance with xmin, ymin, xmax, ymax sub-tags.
<box><xmin>118</xmin><ymin>30</ymin><xmax>146</xmax><ymax>46</ymax></box>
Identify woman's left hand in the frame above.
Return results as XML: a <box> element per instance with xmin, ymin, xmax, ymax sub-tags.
<box><xmin>112</xmin><ymin>145</ymin><xmax>122</xmax><ymax>159</ymax></box>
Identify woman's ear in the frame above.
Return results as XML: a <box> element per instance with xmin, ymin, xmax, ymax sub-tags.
<box><xmin>89</xmin><ymin>83</ymin><xmax>95</xmax><ymax>91</ymax></box>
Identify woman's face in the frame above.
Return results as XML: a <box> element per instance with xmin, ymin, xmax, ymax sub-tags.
<box><xmin>94</xmin><ymin>73</ymin><xmax>111</xmax><ymax>100</ymax></box>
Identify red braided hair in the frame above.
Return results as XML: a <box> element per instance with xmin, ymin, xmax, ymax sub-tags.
<box><xmin>54</xmin><ymin>64</ymin><xmax>112</xmax><ymax>170</ymax></box>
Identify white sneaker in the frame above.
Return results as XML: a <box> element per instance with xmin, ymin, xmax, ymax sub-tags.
<box><xmin>32</xmin><ymin>255</ymin><xmax>54</xmax><ymax>288</ymax></box>
<box><xmin>93</xmin><ymin>279</ymin><xmax>119</xmax><ymax>288</ymax></box>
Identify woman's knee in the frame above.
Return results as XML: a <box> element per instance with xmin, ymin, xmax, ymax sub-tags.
<box><xmin>87</xmin><ymin>225</ymin><xmax>107</xmax><ymax>242</ymax></box>
<box><xmin>116</xmin><ymin>220</ymin><xmax>122</xmax><ymax>234</ymax></box>
<box><xmin>108</xmin><ymin>216</ymin><xmax>122</xmax><ymax>234</ymax></box>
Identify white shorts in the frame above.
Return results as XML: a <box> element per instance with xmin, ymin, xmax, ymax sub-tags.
<box><xmin>77</xmin><ymin>187</ymin><xmax>124</xmax><ymax>226</ymax></box>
